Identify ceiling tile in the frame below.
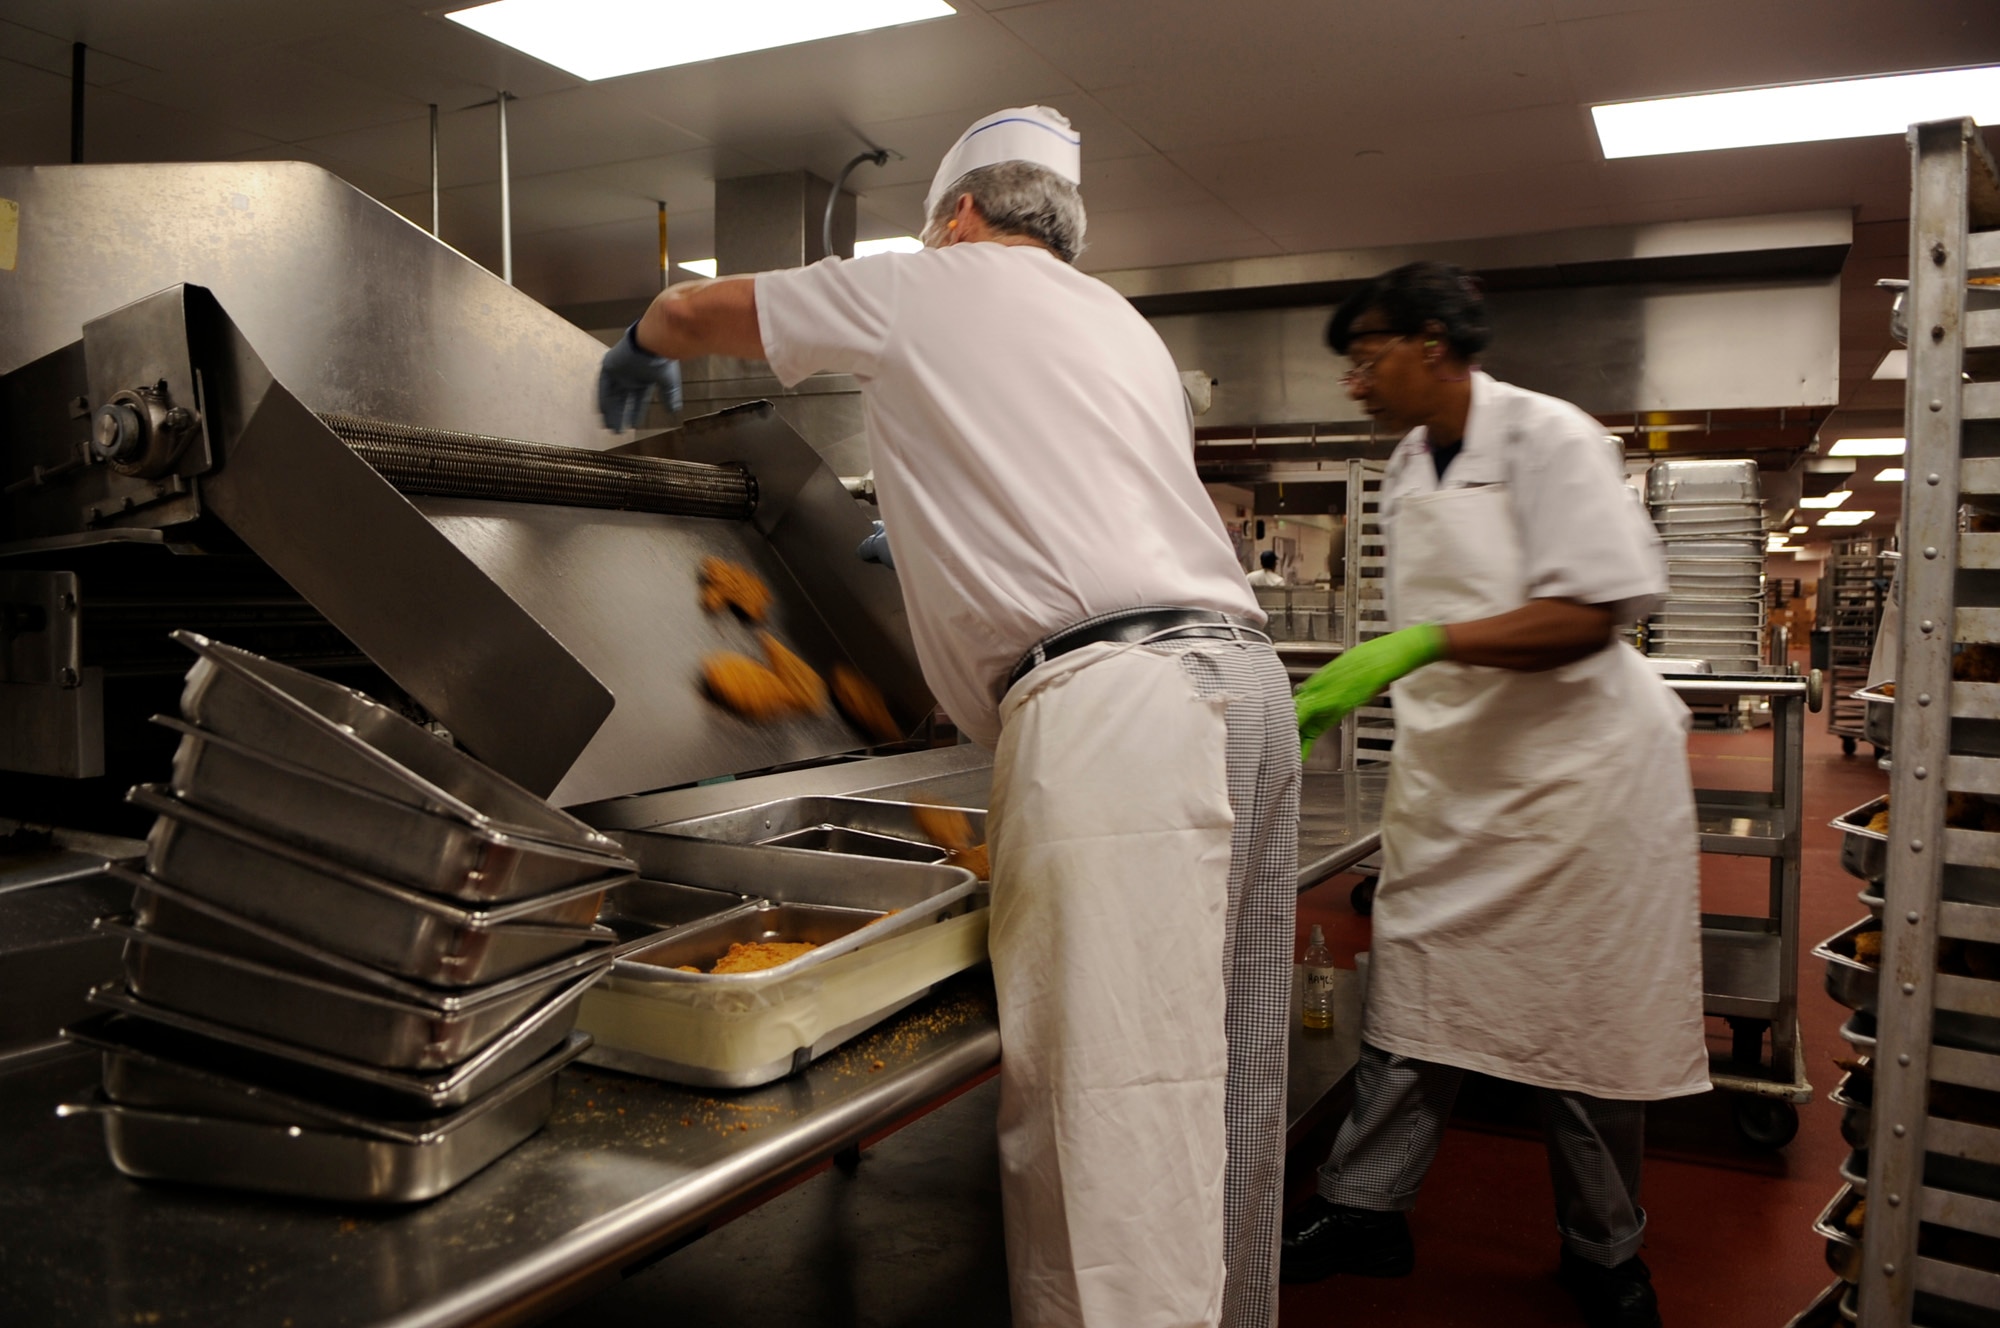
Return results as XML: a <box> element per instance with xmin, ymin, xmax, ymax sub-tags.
<box><xmin>1076</xmin><ymin>200</ymin><xmax>1279</xmax><ymax>271</ymax></box>
<box><xmin>0</xmin><ymin>18</ymin><xmax>157</xmax><ymax>85</ymax></box>
<box><xmin>0</xmin><ymin>99</ymin><xmax>68</xmax><ymax>168</ymax></box>
<box><xmin>64</xmin><ymin>84</ymin><xmax>278</xmax><ymax>163</ymax></box>
<box><xmin>1557</xmin><ymin>0</ymin><xmax>2000</xmax><ymax>105</ymax></box>
<box><xmin>114</xmin><ymin>49</ymin><xmax>424</xmax><ymax>144</ymax></box>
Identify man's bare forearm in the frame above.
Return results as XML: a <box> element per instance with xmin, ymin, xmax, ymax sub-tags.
<box><xmin>633</xmin><ymin>276</ymin><xmax>766</xmax><ymax>361</ymax></box>
<box><xmin>1440</xmin><ymin>598</ymin><xmax>1616</xmax><ymax>671</ymax></box>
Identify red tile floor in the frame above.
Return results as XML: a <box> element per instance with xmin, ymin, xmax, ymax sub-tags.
<box><xmin>1280</xmin><ymin>717</ymin><xmax>1884</xmax><ymax>1327</ymax></box>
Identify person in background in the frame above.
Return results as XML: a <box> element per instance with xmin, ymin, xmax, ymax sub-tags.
<box><xmin>1248</xmin><ymin>549</ymin><xmax>1286</xmax><ymax>586</ymax></box>
<box><xmin>597</xmin><ymin>106</ymin><xmax>1299</xmax><ymax>1328</ymax></box>
<box><xmin>1283</xmin><ymin>262</ymin><xmax>1705</xmax><ymax>1328</ymax></box>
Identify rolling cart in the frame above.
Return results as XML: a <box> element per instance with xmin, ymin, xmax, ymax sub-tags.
<box><xmin>1827</xmin><ymin>537</ymin><xmax>1888</xmax><ymax>757</ymax></box>
<box><xmin>1670</xmin><ymin>671</ymin><xmax>1823</xmax><ymax>1147</ymax></box>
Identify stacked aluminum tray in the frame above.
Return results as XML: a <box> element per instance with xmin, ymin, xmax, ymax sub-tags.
<box><xmin>63</xmin><ymin>634</ymin><xmax>638</xmax><ymax>1203</ymax></box>
<box><xmin>1645</xmin><ymin>460</ymin><xmax>1767</xmax><ymax>673</ymax></box>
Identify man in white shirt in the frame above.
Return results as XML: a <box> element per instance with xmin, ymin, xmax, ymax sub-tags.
<box><xmin>1248</xmin><ymin>551</ymin><xmax>1286</xmax><ymax>587</ymax></box>
<box><xmin>596</xmin><ymin>107</ymin><xmax>1300</xmax><ymax>1328</ymax></box>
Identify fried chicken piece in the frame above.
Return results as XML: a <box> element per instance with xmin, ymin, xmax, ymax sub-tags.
<box><xmin>832</xmin><ymin>663</ymin><xmax>900</xmax><ymax>743</ymax></box>
<box><xmin>1954</xmin><ymin>644</ymin><xmax>2000</xmax><ymax>683</ymax></box>
<box><xmin>1845</xmin><ymin>1198</ymin><xmax>1867</xmax><ymax>1234</ymax></box>
<box><xmin>945</xmin><ymin>843</ymin><xmax>991</xmax><ymax>880</ymax></box>
<box><xmin>1864</xmin><ymin>810</ymin><xmax>1890</xmax><ymax>834</ymax></box>
<box><xmin>1853</xmin><ymin>928</ymin><xmax>1884</xmax><ymax>966</ymax></box>
<box><xmin>758</xmin><ymin>632</ymin><xmax>828</xmax><ymax>715</ymax></box>
<box><xmin>698</xmin><ymin>556</ymin><xmax>772</xmax><ymax>621</ymax></box>
<box><xmin>913</xmin><ymin>804</ymin><xmax>976</xmax><ymax>851</ymax></box>
<box><xmin>702</xmin><ymin>652</ymin><xmax>799</xmax><ymax>722</ymax></box>
<box><xmin>1876</xmin><ymin>682</ymin><xmax>1896</xmax><ymax>698</ymax></box>
<box><xmin>674</xmin><ymin>965</ymin><xmax>701</xmax><ymax>974</ymax></box>
<box><xmin>709</xmin><ymin>940</ymin><xmax>817</xmax><ymax>974</ymax></box>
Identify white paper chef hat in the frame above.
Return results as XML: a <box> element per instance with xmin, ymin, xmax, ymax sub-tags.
<box><xmin>924</xmin><ymin>106</ymin><xmax>1082</xmax><ymax>220</ymax></box>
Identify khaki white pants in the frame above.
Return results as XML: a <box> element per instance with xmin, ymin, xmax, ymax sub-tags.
<box><xmin>989</xmin><ymin>637</ymin><xmax>1298</xmax><ymax>1328</ymax></box>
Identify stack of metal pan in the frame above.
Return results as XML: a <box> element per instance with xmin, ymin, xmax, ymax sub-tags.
<box><xmin>1645</xmin><ymin>459</ymin><xmax>1767</xmax><ymax>673</ymax></box>
<box><xmin>62</xmin><ymin>632</ymin><xmax>637</xmax><ymax>1203</ymax></box>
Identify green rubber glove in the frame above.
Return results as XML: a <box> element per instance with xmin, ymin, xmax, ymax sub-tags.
<box><xmin>1296</xmin><ymin>623</ymin><xmax>1450</xmax><ymax>759</ymax></box>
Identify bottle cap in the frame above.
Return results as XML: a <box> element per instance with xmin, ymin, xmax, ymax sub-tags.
<box><xmin>1308</xmin><ymin>923</ymin><xmax>1325</xmax><ymax>945</ymax></box>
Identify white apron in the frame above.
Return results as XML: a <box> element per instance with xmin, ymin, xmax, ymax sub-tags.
<box><xmin>989</xmin><ymin>642</ymin><xmax>1235</xmax><ymax>1328</ymax></box>
<box><xmin>1365</xmin><ymin>483</ymin><xmax>1709</xmax><ymax>1101</ymax></box>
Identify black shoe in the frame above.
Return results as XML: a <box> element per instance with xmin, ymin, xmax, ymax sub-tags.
<box><xmin>1279</xmin><ymin>1196</ymin><xmax>1415</xmax><ymax>1283</ymax></box>
<box><xmin>1557</xmin><ymin>1247</ymin><xmax>1662</xmax><ymax>1328</ymax></box>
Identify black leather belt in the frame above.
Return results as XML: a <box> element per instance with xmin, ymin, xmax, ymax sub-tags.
<box><xmin>1006</xmin><ymin>606</ymin><xmax>1270</xmax><ymax>691</ymax></box>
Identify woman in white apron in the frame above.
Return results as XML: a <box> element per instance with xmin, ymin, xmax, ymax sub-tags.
<box><xmin>1285</xmin><ymin>264</ymin><xmax>1706</xmax><ymax>1328</ymax></box>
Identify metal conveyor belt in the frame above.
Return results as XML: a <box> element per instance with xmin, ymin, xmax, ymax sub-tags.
<box><xmin>319</xmin><ymin>413</ymin><xmax>757</xmax><ymax>520</ymax></box>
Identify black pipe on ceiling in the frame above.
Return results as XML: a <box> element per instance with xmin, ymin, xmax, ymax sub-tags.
<box><xmin>69</xmin><ymin>42</ymin><xmax>85</xmax><ymax>164</ymax></box>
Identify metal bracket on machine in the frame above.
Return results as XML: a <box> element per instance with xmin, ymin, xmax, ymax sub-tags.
<box><xmin>0</xmin><ymin>570</ymin><xmax>102</xmax><ymax>777</ymax></box>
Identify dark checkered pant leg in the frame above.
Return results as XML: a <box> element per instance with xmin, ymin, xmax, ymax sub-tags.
<box><xmin>1150</xmin><ymin>639</ymin><xmax>1300</xmax><ymax>1328</ymax></box>
<box><xmin>1320</xmin><ymin>1044</ymin><xmax>1648</xmax><ymax>1266</ymax></box>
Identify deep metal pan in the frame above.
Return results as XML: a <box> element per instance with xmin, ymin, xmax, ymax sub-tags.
<box><xmin>173</xmin><ymin>632</ymin><xmax>620</xmax><ymax>858</ymax></box>
<box><xmin>128</xmin><ymin>790</ymin><xmax>623</xmax><ymax>984</ymax></box>
<box><xmin>1815</xmin><ymin>916</ymin><xmax>1880</xmax><ymax>1014</ymax></box>
<box><xmin>604</xmin><ymin>834</ymin><xmax>979</xmax><ymax>985</ymax></box>
<box><xmin>87</xmin><ymin>983</ymin><xmax>588</xmax><ymax>1109</ymax></box>
<box><xmin>100</xmin><ymin>927</ymin><xmax>602</xmax><ymax>1071</ymax></box>
<box><xmin>1814</xmin><ymin>1184</ymin><xmax>1864</xmax><ymax>1283</ymax></box>
<box><xmin>661</xmin><ymin>795</ymin><xmax>989</xmax><ymax>857</ymax></box>
<box><xmin>1855</xmin><ymin>685</ymin><xmax>1895</xmax><ymax>749</ymax></box>
<box><xmin>58</xmin><ymin>1064</ymin><xmax>562</xmax><ymax>1204</ymax></box>
<box><xmin>118</xmin><ymin>887</ymin><xmax>621</xmax><ymax>1009</ymax></box>
<box><xmin>101</xmin><ymin>904</ymin><xmax>612</xmax><ymax>1016</ymax></box>
<box><xmin>1646</xmin><ymin>460</ymin><xmax>1761</xmax><ymax>506</ymax></box>
<box><xmin>69</xmin><ymin>1010</ymin><xmax>589</xmax><ymax>1140</ymax></box>
<box><xmin>1834</xmin><ymin>796</ymin><xmax>1890</xmax><ymax>884</ymax></box>
<box><xmin>154</xmin><ymin>718</ymin><xmax>633</xmax><ymax>900</ymax></box>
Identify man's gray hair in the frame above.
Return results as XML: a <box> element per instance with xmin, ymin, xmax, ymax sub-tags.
<box><xmin>921</xmin><ymin>161</ymin><xmax>1087</xmax><ymax>264</ymax></box>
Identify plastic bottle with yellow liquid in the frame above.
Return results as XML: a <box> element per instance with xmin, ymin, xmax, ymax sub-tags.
<box><xmin>1302</xmin><ymin>923</ymin><xmax>1336</xmax><ymax>1031</ymax></box>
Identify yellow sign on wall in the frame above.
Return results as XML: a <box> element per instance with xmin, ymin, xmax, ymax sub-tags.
<box><xmin>0</xmin><ymin>198</ymin><xmax>17</xmax><ymax>272</ymax></box>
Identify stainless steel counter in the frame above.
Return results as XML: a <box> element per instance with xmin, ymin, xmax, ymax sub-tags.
<box><xmin>0</xmin><ymin>750</ymin><xmax>1381</xmax><ymax>1327</ymax></box>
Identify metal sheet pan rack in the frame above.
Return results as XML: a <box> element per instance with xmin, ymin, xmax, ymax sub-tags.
<box><xmin>1337</xmin><ymin>459</ymin><xmax>1395</xmax><ymax>770</ymax></box>
<box><xmin>1850</xmin><ymin>118</ymin><xmax>2000</xmax><ymax>1328</ymax></box>
<box><xmin>1829</xmin><ymin>537</ymin><xmax>1889</xmax><ymax>756</ymax></box>
<box><xmin>1669</xmin><ymin>672</ymin><xmax>1820</xmax><ymax>1145</ymax></box>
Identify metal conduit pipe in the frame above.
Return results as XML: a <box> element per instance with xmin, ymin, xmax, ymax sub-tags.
<box><xmin>318</xmin><ymin>413</ymin><xmax>757</xmax><ymax>520</ymax></box>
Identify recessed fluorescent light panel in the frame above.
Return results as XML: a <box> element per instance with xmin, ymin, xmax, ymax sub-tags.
<box><xmin>1830</xmin><ymin>438</ymin><xmax>1907</xmax><ymax>457</ymax></box>
<box><xmin>447</xmin><ymin>0</ymin><xmax>956</xmax><ymax>81</ymax></box>
<box><xmin>1593</xmin><ymin>64</ymin><xmax>2000</xmax><ymax>159</ymax></box>
<box><xmin>1790</xmin><ymin>526</ymin><xmax>1809</xmax><ymax>534</ymax></box>
<box><xmin>1799</xmin><ymin>492</ymin><xmax>1852</xmax><ymax>509</ymax></box>
<box><xmin>1817</xmin><ymin>510</ymin><xmax>1876</xmax><ymax>526</ymax></box>
<box><xmin>854</xmin><ymin>235</ymin><xmax>924</xmax><ymax>257</ymax></box>
<box><xmin>676</xmin><ymin>259</ymin><xmax>717</xmax><ymax>278</ymax></box>
<box><xmin>1876</xmin><ymin>468</ymin><xmax>1907</xmax><ymax>483</ymax></box>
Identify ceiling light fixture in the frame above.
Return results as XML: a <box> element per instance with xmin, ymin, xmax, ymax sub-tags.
<box><xmin>1876</xmin><ymin>468</ymin><xmax>1907</xmax><ymax>483</ymax></box>
<box><xmin>1592</xmin><ymin>64</ymin><xmax>2000</xmax><ymax>159</ymax></box>
<box><xmin>447</xmin><ymin>0</ymin><xmax>956</xmax><ymax>81</ymax></box>
<box><xmin>1789</xmin><ymin>526</ymin><xmax>1809</xmax><ymax>534</ymax></box>
<box><xmin>1830</xmin><ymin>438</ymin><xmax>1907</xmax><ymax>457</ymax></box>
<box><xmin>854</xmin><ymin>236</ymin><xmax>923</xmax><ymax>256</ymax></box>
<box><xmin>677</xmin><ymin>258</ymin><xmax>717</xmax><ymax>278</ymax></box>
<box><xmin>1799</xmin><ymin>492</ymin><xmax>1852</xmax><ymax>509</ymax></box>
<box><xmin>1817</xmin><ymin>510</ymin><xmax>1877</xmax><ymax>526</ymax></box>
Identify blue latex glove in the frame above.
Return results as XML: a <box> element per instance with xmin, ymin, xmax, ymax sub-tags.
<box><xmin>597</xmin><ymin>323</ymin><xmax>683</xmax><ymax>431</ymax></box>
<box><xmin>857</xmin><ymin>520</ymin><xmax>895</xmax><ymax>569</ymax></box>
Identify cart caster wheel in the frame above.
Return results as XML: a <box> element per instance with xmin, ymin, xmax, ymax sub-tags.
<box><xmin>1734</xmin><ymin>1096</ymin><xmax>1799</xmax><ymax>1150</ymax></box>
<box><xmin>1842</xmin><ymin>736</ymin><xmax>1858</xmax><ymax>757</ymax></box>
<box><xmin>1350</xmin><ymin>878</ymin><xmax>1376</xmax><ymax>917</ymax></box>
<box><xmin>1872</xmin><ymin>744</ymin><xmax>1887</xmax><ymax>760</ymax></box>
